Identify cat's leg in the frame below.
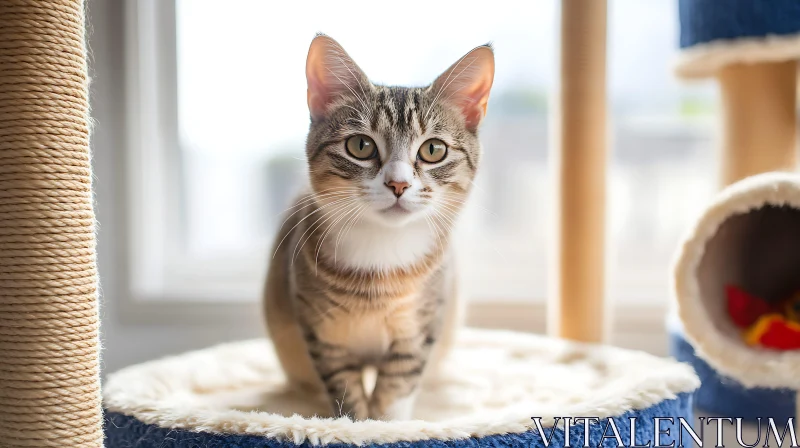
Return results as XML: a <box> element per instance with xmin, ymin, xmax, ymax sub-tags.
<box><xmin>265</xmin><ymin>197</ymin><xmax>326</xmax><ymax>393</ymax></box>
<box><xmin>266</xmin><ymin>309</ymin><xmax>322</xmax><ymax>393</ymax></box>
<box><xmin>368</xmin><ymin>336</ymin><xmax>428</xmax><ymax>420</ymax></box>
<box><xmin>304</xmin><ymin>332</ymin><xmax>369</xmax><ymax>420</ymax></box>
<box><xmin>264</xmin><ymin>243</ymin><xmax>323</xmax><ymax>393</ymax></box>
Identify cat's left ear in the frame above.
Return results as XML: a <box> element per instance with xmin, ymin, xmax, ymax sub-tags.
<box><xmin>431</xmin><ymin>45</ymin><xmax>495</xmax><ymax>131</ymax></box>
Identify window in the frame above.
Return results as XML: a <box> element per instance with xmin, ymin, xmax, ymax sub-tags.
<box><xmin>126</xmin><ymin>0</ymin><xmax>717</xmax><ymax>306</ymax></box>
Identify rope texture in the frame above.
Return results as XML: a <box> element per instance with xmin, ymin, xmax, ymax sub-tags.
<box><xmin>0</xmin><ymin>0</ymin><xmax>102</xmax><ymax>446</ymax></box>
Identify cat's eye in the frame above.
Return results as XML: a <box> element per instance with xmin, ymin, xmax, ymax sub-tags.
<box><xmin>418</xmin><ymin>139</ymin><xmax>447</xmax><ymax>163</ymax></box>
<box><xmin>345</xmin><ymin>135</ymin><xmax>378</xmax><ymax>160</ymax></box>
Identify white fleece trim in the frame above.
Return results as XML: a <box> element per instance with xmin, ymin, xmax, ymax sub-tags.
<box><xmin>675</xmin><ymin>33</ymin><xmax>800</xmax><ymax>79</ymax></box>
<box><xmin>103</xmin><ymin>328</ymin><xmax>698</xmax><ymax>446</ymax></box>
<box><xmin>672</xmin><ymin>172</ymin><xmax>800</xmax><ymax>389</ymax></box>
<box><xmin>666</xmin><ymin>311</ymin><xmax>684</xmax><ymax>335</ymax></box>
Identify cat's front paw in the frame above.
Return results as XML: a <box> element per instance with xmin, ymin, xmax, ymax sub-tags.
<box><xmin>368</xmin><ymin>394</ymin><xmax>416</xmax><ymax>421</ymax></box>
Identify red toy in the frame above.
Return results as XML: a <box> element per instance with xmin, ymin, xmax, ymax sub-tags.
<box><xmin>725</xmin><ymin>285</ymin><xmax>800</xmax><ymax>350</ymax></box>
<box><xmin>725</xmin><ymin>285</ymin><xmax>773</xmax><ymax>327</ymax></box>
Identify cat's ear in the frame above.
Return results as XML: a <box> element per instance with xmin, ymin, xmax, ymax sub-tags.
<box><xmin>431</xmin><ymin>45</ymin><xmax>495</xmax><ymax>131</ymax></box>
<box><xmin>306</xmin><ymin>34</ymin><xmax>368</xmax><ymax>121</ymax></box>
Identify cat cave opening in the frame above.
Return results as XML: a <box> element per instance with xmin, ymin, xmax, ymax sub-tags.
<box><xmin>674</xmin><ymin>174</ymin><xmax>800</xmax><ymax>389</ymax></box>
<box><xmin>696</xmin><ymin>204</ymin><xmax>800</xmax><ymax>350</ymax></box>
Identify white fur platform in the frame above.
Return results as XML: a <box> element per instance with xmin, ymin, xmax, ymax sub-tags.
<box><xmin>104</xmin><ymin>328</ymin><xmax>698</xmax><ymax>447</ymax></box>
<box><xmin>673</xmin><ymin>172</ymin><xmax>800</xmax><ymax>389</ymax></box>
<box><xmin>675</xmin><ymin>33</ymin><xmax>800</xmax><ymax>79</ymax></box>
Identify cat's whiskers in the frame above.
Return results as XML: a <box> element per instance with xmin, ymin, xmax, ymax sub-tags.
<box><xmin>272</xmin><ymin>195</ymin><xmax>358</xmax><ymax>258</ymax></box>
<box><xmin>314</xmin><ymin>201</ymin><xmax>363</xmax><ymax>274</ymax></box>
<box><xmin>331</xmin><ymin>203</ymin><xmax>364</xmax><ymax>264</ymax></box>
<box><xmin>468</xmin><ymin>179</ymin><xmax>488</xmax><ymax>195</ymax></box>
<box><xmin>431</xmin><ymin>207</ymin><xmax>455</xmax><ymax>231</ymax></box>
<box><xmin>291</xmin><ymin>197</ymin><xmax>359</xmax><ymax>259</ymax></box>
<box><xmin>292</xmin><ymin>197</ymin><xmax>360</xmax><ymax>265</ymax></box>
<box><xmin>279</xmin><ymin>189</ymin><xmax>358</xmax><ymax>216</ymax></box>
<box><xmin>425</xmin><ymin>214</ymin><xmax>446</xmax><ymax>251</ymax></box>
<box><xmin>435</xmin><ymin>202</ymin><xmax>470</xmax><ymax>220</ymax></box>
<box><xmin>275</xmin><ymin>190</ymin><xmax>360</xmax><ymax>237</ymax></box>
<box><xmin>434</xmin><ymin>212</ymin><xmax>460</xmax><ymax>240</ymax></box>
<box><xmin>278</xmin><ymin>187</ymin><xmax>357</xmax><ymax>214</ymax></box>
<box><xmin>424</xmin><ymin>208</ymin><xmax>449</xmax><ymax>250</ymax></box>
<box><xmin>334</xmin><ymin>204</ymin><xmax>367</xmax><ymax>264</ymax></box>
<box><xmin>439</xmin><ymin>193</ymin><xmax>498</xmax><ymax>217</ymax></box>
<box><xmin>422</xmin><ymin>215</ymin><xmax>436</xmax><ymax>246</ymax></box>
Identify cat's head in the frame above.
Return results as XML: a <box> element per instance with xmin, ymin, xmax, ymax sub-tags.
<box><xmin>304</xmin><ymin>34</ymin><xmax>494</xmax><ymax>228</ymax></box>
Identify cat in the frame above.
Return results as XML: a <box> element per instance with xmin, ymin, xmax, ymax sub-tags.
<box><xmin>263</xmin><ymin>34</ymin><xmax>494</xmax><ymax>421</ymax></box>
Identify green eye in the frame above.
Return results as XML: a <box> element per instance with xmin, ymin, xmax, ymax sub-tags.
<box><xmin>345</xmin><ymin>135</ymin><xmax>377</xmax><ymax>160</ymax></box>
<box><xmin>418</xmin><ymin>138</ymin><xmax>447</xmax><ymax>163</ymax></box>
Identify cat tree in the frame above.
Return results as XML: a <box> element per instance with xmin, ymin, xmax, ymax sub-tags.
<box><xmin>669</xmin><ymin>0</ymin><xmax>800</xmax><ymax>423</ymax></box>
<box><xmin>0</xmin><ymin>1</ymin><xmax>701</xmax><ymax>447</ymax></box>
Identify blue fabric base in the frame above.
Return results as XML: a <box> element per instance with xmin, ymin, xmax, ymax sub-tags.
<box><xmin>105</xmin><ymin>394</ymin><xmax>692</xmax><ymax>448</ymax></box>
<box><xmin>669</xmin><ymin>330</ymin><xmax>795</xmax><ymax>422</ymax></box>
<box><xmin>679</xmin><ymin>0</ymin><xmax>800</xmax><ymax>48</ymax></box>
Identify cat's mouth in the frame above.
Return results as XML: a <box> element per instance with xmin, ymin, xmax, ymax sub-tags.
<box><xmin>380</xmin><ymin>202</ymin><xmax>411</xmax><ymax>215</ymax></box>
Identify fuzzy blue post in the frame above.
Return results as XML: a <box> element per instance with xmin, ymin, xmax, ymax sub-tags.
<box><xmin>105</xmin><ymin>395</ymin><xmax>693</xmax><ymax>448</ymax></box>
<box><xmin>676</xmin><ymin>0</ymin><xmax>800</xmax><ymax>78</ymax></box>
<box><xmin>669</xmin><ymin>328</ymin><xmax>795</xmax><ymax>422</ymax></box>
<box><xmin>679</xmin><ymin>0</ymin><xmax>800</xmax><ymax>48</ymax></box>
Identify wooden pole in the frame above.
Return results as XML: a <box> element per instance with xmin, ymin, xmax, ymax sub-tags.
<box><xmin>548</xmin><ymin>0</ymin><xmax>608</xmax><ymax>343</ymax></box>
<box><xmin>718</xmin><ymin>61</ymin><xmax>798</xmax><ymax>187</ymax></box>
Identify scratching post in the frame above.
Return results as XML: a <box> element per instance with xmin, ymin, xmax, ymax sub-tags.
<box><xmin>718</xmin><ymin>61</ymin><xmax>798</xmax><ymax>186</ymax></box>
<box><xmin>0</xmin><ymin>1</ymin><xmax>102</xmax><ymax>446</ymax></box>
<box><xmin>550</xmin><ymin>0</ymin><xmax>608</xmax><ymax>343</ymax></box>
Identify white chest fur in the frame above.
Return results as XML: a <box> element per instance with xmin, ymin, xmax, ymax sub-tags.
<box><xmin>327</xmin><ymin>217</ymin><xmax>436</xmax><ymax>271</ymax></box>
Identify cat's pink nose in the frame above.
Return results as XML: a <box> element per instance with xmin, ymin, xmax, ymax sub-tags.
<box><xmin>385</xmin><ymin>180</ymin><xmax>410</xmax><ymax>197</ymax></box>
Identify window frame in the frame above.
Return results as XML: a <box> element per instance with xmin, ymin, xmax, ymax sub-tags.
<box><xmin>115</xmin><ymin>0</ymin><xmax>668</xmax><ymax>353</ymax></box>
<box><xmin>120</xmin><ymin>0</ymin><xmax>258</xmax><ymax>324</ymax></box>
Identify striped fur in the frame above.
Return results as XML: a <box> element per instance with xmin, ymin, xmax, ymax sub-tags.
<box><xmin>264</xmin><ymin>35</ymin><xmax>494</xmax><ymax>421</ymax></box>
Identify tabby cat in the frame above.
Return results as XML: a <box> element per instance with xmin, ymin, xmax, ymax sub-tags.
<box><xmin>263</xmin><ymin>34</ymin><xmax>494</xmax><ymax>421</ymax></box>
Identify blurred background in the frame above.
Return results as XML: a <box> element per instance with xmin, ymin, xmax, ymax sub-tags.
<box><xmin>90</xmin><ymin>0</ymin><xmax>720</xmax><ymax>374</ymax></box>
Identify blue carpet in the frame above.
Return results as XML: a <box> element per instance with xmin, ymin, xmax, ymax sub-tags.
<box><xmin>669</xmin><ymin>330</ymin><xmax>795</xmax><ymax>422</ymax></box>
<box><xmin>105</xmin><ymin>393</ymin><xmax>692</xmax><ymax>447</ymax></box>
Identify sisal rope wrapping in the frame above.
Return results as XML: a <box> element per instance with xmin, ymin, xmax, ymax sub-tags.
<box><xmin>0</xmin><ymin>0</ymin><xmax>102</xmax><ymax>446</ymax></box>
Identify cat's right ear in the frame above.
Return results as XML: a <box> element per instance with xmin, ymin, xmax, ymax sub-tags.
<box><xmin>306</xmin><ymin>35</ymin><xmax>368</xmax><ymax>121</ymax></box>
<box><xmin>430</xmin><ymin>45</ymin><xmax>495</xmax><ymax>132</ymax></box>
